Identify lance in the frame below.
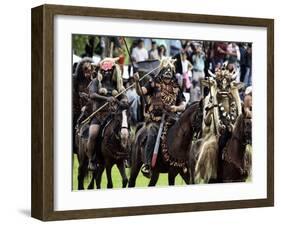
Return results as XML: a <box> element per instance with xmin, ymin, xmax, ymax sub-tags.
<box><xmin>80</xmin><ymin>65</ymin><xmax>161</xmax><ymax>125</ymax></box>
<box><xmin>151</xmin><ymin>113</ymin><xmax>166</xmax><ymax>168</ymax></box>
<box><xmin>122</xmin><ymin>37</ymin><xmax>148</xmax><ymax>105</ymax></box>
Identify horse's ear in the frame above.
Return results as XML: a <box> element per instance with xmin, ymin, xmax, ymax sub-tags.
<box><xmin>199</xmin><ymin>98</ymin><xmax>204</xmax><ymax>108</ymax></box>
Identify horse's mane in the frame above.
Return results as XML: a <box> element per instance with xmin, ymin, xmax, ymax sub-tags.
<box><xmin>178</xmin><ymin>100</ymin><xmax>201</xmax><ymax>123</ymax></box>
<box><xmin>233</xmin><ymin>114</ymin><xmax>244</xmax><ymax>137</ymax></box>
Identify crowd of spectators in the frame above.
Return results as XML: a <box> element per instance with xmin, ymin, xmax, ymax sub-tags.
<box><xmin>75</xmin><ymin>36</ymin><xmax>252</xmax><ymax>107</ymax></box>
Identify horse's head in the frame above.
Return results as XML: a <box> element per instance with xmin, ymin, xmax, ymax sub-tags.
<box><xmin>111</xmin><ymin>100</ymin><xmax>133</xmax><ymax>149</ymax></box>
<box><xmin>207</xmin><ymin>63</ymin><xmax>240</xmax><ymax>97</ymax></box>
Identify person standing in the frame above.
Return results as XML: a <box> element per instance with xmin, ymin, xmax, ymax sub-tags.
<box><xmin>131</xmin><ymin>39</ymin><xmax>148</xmax><ymax>63</ymax></box>
<box><xmin>244</xmin><ymin>44</ymin><xmax>252</xmax><ymax>87</ymax></box>
<box><xmin>192</xmin><ymin>44</ymin><xmax>205</xmax><ymax>84</ymax></box>
<box><xmin>148</xmin><ymin>41</ymin><xmax>159</xmax><ymax>60</ymax></box>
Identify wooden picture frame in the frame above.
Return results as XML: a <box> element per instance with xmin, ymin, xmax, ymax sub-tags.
<box><xmin>31</xmin><ymin>4</ymin><xmax>274</xmax><ymax>221</ymax></box>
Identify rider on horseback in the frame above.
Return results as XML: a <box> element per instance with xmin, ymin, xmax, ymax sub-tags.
<box><xmin>133</xmin><ymin>58</ymin><xmax>186</xmax><ymax>176</ymax></box>
<box><xmin>87</xmin><ymin>57</ymin><xmax>128</xmax><ymax>171</ymax></box>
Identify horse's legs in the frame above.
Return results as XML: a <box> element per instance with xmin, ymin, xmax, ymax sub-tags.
<box><xmin>95</xmin><ymin>165</ymin><xmax>104</xmax><ymax>189</ymax></box>
<box><xmin>105</xmin><ymin>161</ymin><xmax>114</xmax><ymax>189</ymax></box>
<box><xmin>77</xmin><ymin>155</ymin><xmax>87</xmax><ymax>190</ymax></box>
<box><xmin>117</xmin><ymin>161</ymin><xmax>128</xmax><ymax>188</ymax></box>
<box><xmin>179</xmin><ymin>170</ymin><xmax>190</xmax><ymax>185</ymax></box>
<box><xmin>87</xmin><ymin>170</ymin><xmax>97</xmax><ymax>189</ymax></box>
<box><xmin>148</xmin><ymin>171</ymin><xmax>159</xmax><ymax>186</ymax></box>
<box><xmin>168</xmin><ymin>169</ymin><xmax>178</xmax><ymax>186</ymax></box>
<box><xmin>190</xmin><ymin>167</ymin><xmax>195</xmax><ymax>184</ymax></box>
<box><xmin>128</xmin><ymin>160</ymin><xmax>142</xmax><ymax>187</ymax></box>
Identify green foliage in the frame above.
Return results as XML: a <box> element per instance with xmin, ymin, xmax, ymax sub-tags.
<box><xmin>72</xmin><ymin>34</ymin><xmax>89</xmax><ymax>56</ymax></box>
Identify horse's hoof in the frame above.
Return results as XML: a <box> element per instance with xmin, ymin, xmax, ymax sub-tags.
<box><xmin>141</xmin><ymin>166</ymin><xmax>152</xmax><ymax>179</ymax></box>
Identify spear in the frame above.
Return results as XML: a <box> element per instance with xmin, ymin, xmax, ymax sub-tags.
<box><xmin>122</xmin><ymin>37</ymin><xmax>148</xmax><ymax>105</ymax></box>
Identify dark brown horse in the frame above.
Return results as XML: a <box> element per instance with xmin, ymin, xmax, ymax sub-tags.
<box><xmin>219</xmin><ymin>110</ymin><xmax>252</xmax><ymax>182</ymax></box>
<box><xmin>76</xmin><ymin>122</ymin><xmax>92</xmax><ymax>190</ymax></box>
<box><xmin>86</xmin><ymin>103</ymin><xmax>132</xmax><ymax>189</ymax></box>
<box><xmin>76</xmin><ymin>102</ymin><xmax>131</xmax><ymax>190</ymax></box>
<box><xmin>128</xmin><ymin>101</ymin><xmax>202</xmax><ymax>187</ymax></box>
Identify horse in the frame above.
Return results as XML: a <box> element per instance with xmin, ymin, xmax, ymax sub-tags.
<box><xmin>76</xmin><ymin>101</ymin><xmax>131</xmax><ymax>190</ymax></box>
<box><xmin>219</xmin><ymin>109</ymin><xmax>252</xmax><ymax>182</ymax></box>
<box><xmin>190</xmin><ymin>107</ymin><xmax>252</xmax><ymax>184</ymax></box>
<box><xmin>85</xmin><ymin>101</ymin><xmax>132</xmax><ymax>189</ymax></box>
<box><xmin>128</xmin><ymin>100</ymin><xmax>203</xmax><ymax>187</ymax></box>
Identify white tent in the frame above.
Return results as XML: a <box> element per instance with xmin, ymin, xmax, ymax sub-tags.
<box><xmin>73</xmin><ymin>54</ymin><xmax>81</xmax><ymax>64</ymax></box>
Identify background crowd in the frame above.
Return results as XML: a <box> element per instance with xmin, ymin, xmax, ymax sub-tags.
<box><xmin>73</xmin><ymin>35</ymin><xmax>252</xmax><ymax>123</ymax></box>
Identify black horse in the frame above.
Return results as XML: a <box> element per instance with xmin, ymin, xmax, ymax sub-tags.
<box><xmin>128</xmin><ymin>101</ymin><xmax>202</xmax><ymax>187</ymax></box>
<box><xmin>219</xmin><ymin>110</ymin><xmax>252</xmax><ymax>182</ymax></box>
<box><xmin>83</xmin><ymin>102</ymin><xmax>132</xmax><ymax>189</ymax></box>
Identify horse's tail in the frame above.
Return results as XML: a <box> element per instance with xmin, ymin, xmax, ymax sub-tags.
<box><xmin>189</xmin><ymin>139</ymin><xmax>203</xmax><ymax>184</ymax></box>
<box><xmin>194</xmin><ymin>134</ymin><xmax>218</xmax><ymax>183</ymax></box>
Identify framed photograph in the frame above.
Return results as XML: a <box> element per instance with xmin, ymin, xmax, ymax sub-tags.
<box><xmin>31</xmin><ymin>4</ymin><xmax>274</xmax><ymax>221</ymax></box>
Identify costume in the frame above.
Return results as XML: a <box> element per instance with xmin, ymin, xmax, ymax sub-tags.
<box><xmin>140</xmin><ymin>58</ymin><xmax>185</xmax><ymax>174</ymax></box>
<box><xmin>87</xmin><ymin>57</ymin><xmax>127</xmax><ymax>170</ymax></box>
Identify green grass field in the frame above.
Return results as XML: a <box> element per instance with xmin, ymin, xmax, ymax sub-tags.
<box><xmin>72</xmin><ymin>144</ymin><xmax>252</xmax><ymax>190</ymax></box>
<box><xmin>72</xmin><ymin>154</ymin><xmax>186</xmax><ymax>190</ymax></box>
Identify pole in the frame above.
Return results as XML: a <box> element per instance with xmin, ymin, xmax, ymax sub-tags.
<box><xmin>151</xmin><ymin>113</ymin><xmax>166</xmax><ymax>168</ymax></box>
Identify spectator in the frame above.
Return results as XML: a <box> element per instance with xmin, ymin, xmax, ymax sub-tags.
<box><xmin>213</xmin><ymin>42</ymin><xmax>228</xmax><ymax>69</ymax></box>
<box><xmin>243</xmin><ymin>44</ymin><xmax>252</xmax><ymax>86</ymax></box>
<box><xmin>179</xmin><ymin>52</ymin><xmax>193</xmax><ymax>92</ymax></box>
<box><xmin>189</xmin><ymin>80</ymin><xmax>201</xmax><ymax>103</ymax></box>
<box><xmin>126</xmin><ymin>77</ymin><xmax>140</xmax><ymax>124</ymax></box>
<box><xmin>148</xmin><ymin>41</ymin><xmax>159</xmax><ymax>60</ymax></box>
<box><xmin>158</xmin><ymin>44</ymin><xmax>167</xmax><ymax>60</ymax></box>
<box><xmin>243</xmin><ymin>86</ymin><xmax>252</xmax><ymax>117</ymax></box>
<box><xmin>239</xmin><ymin>43</ymin><xmax>248</xmax><ymax>82</ymax></box>
<box><xmin>226</xmin><ymin>42</ymin><xmax>240</xmax><ymax>64</ymax></box>
<box><xmin>131</xmin><ymin>39</ymin><xmax>148</xmax><ymax>62</ymax></box>
<box><xmin>192</xmin><ymin>44</ymin><xmax>205</xmax><ymax>84</ymax></box>
<box><xmin>170</xmin><ymin>39</ymin><xmax>182</xmax><ymax>57</ymax></box>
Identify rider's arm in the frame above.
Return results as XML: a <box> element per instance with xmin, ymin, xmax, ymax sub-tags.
<box><xmin>133</xmin><ymin>72</ymin><xmax>148</xmax><ymax>96</ymax></box>
<box><xmin>170</xmin><ymin>101</ymin><xmax>186</xmax><ymax>112</ymax></box>
<box><xmin>88</xmin><ymin>79</ymin><xmax>111</xmax><ymax>101</ymax></box>
<box><xmin>171</xmin><ymin>91</ymin><xmax>186</xmax><ymax>112</ymax></box>
<box><xmin>89</xmin><ymin>92</ymin><xmax>109</xmax><ymax>101</ymax></box>
<box><xmin>176</xmin><ymin>101</ymin><xmax>186</xmax><ymax>112</ymax></box>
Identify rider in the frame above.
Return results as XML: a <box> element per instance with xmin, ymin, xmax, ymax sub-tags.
<box><xmin>87</xmin><ymin>57</ymin><xmax>128</xmax><ymax>171</ymax></box>
<box><xmin>133</xmin><ymin>58</ymin><xmax>186</xmax><ymax>176</ymax></box>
